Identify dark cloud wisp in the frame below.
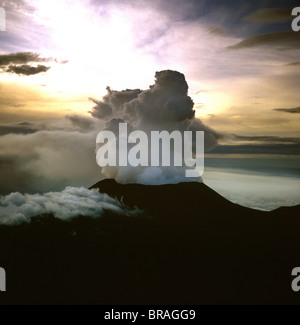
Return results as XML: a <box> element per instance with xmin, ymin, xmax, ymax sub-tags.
<box><xmin>65</xmin><ymin>114</ymin><xmax>95</xmax><ymax>131</ymax></box>
<box><xmin>5</xmin><ymin>64</ymin><xmax>50</xmax><ymax>76</ymax></box>
<box><xmin>244</xmin><ymin>8</ymin><xmax>293</xmax><ymax>23</ymax></box>
<box><xmin>0</xmin><ymin>122</ymin><xmax>37</xmax><ymax>136</ymax></box>
<box><xmin>0</xmin><ymin>52</ymin><xmax>49</xmax><ymax>65</ymax></box>
<box><xmin>285</xmin><ymin>62</ymin><xmax>300</xmax><ymax>67</ymax></box>
<box><xmin>0</xmin><ymin>52</ymin><xmax>68</xmax><ymax>76</ymax></box>
<box><xmin>274</xmin><ymin>107</ymin><xmax>300</xmax><ymax>114</ymax></box>
<box><xmin>227</xmin><ymin>31</ymin><xmax>300</xmax><ymax>50</ymax></box>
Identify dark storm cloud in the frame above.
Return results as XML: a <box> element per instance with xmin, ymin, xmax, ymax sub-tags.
<box><xmin>244</xmin><ymin>8</ymin><xmax>293</xmax><ymax>23</ymax></box>
<box><xmin>227</xmin><ymin>31</ymin><xmax>300</xmax><ymax>50</ymax></box>
<box><xmin>0</xmin><ymin>52</ymin><xmax>49</xmax><ymax>65</ymax></box>
<box><xmin>5</xmin><ymin>64</ymin><xmax>50</xmax><ymax>76</ymax></box>
<box><xmin>274</xmin><ymin>107</ymin><xmax>300</xmax><ymax>114</ymax></box>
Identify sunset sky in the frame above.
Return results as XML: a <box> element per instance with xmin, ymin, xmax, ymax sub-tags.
<box><xmin>0</xmin><ymin>0</ymin><xmax>299</xmax><ymax>210</ymax></box>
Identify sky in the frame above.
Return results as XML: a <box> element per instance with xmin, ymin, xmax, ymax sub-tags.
<box><xmin>0</xmin><ymin>0</ymin><xmax>299</xmax><ymax>212</ymax></box>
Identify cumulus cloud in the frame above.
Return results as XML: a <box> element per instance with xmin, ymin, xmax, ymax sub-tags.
<box><xmin>5</xmin><ymin>64</ymin><xmax>50</xmax><ymax>76</ymax></box>
<box><xmin>90</xmin><ymin>70</ymin><xmax>223</xmax><ymax>184</ymax></box>
<box><xmin>0</xmin><ymin>186</ymin><xmax>140</xmax><ymax>225</ymax></box>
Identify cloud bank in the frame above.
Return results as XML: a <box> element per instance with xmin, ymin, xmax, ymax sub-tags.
<box><xmin>0</xmin><ymin>186</ymin><xmax>139</xmax><ymax>225</ymax></box>
<box><xmin>0</xmin><ymin>118</ymin><xmax>102</xmax><ymax>195</ymax></box>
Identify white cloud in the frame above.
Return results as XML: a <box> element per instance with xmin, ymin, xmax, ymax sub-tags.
<box><xmin>0</xmin><ymin>186</ymin><xmax>139</xmax><ymax>225</ymax></box>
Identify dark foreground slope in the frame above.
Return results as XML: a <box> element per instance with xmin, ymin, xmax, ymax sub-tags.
<box><xmin>1</xmin><ymin>179</ymin><xmax>300</xmax><ymax>305</ymax></box>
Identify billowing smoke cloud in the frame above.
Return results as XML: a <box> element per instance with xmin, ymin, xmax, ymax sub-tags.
<box><xmin>0</xmin><ymin>187</ymin><xmax>139</xmax><ymax>225</ymax></box>
<box><xmin>90</xmin><ymin>70</ymin><xmax>222</xmax><ymax>184</ymax></box>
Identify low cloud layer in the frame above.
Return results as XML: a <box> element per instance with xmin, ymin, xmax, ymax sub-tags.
<box><xmin>231</xmin><ymin>134</ymin><xmax>300</xmax><ymax>144</ymax></box>
<box><xmin>0</xmin><ymin>186</ymin><xmax>139</xmax><ymax>225</ymax></box>
<box><xmin>204</xmin><ymin>167</ymin><xmax>300</xmax><ymax>211</ymax></box>
<box><xmin>209</xmin><ymin>133</ymin><xmax>300</xmax><ymax>156</ymax></box>
<box><xmin>0</xmin><ymin>117</ymin><xmax>102</xmax><ymax>195</ymax></box>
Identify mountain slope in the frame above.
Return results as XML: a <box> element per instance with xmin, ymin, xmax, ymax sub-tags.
<box><xmin>90</xmin><ymin>179</ymin><xmax>264</xmax><ymax>225</ymax></box>
<box><xmin>0</xmin><ymin>179</ymin><xmax>299</xmax><ymax>305</ymax></box>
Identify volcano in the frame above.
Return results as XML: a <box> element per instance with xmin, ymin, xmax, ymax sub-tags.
<box><xmin>1</xmin><ymin>179</ymin><xmax>300</xmax><ymax>305</ymax></box>
<box><xmin>90</xmin><ymin>179</ymin><xmax>262</xmax><ymax>225</ymax></box>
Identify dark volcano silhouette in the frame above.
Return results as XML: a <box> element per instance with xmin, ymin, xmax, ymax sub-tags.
<box><xmin>1</xmin><ymin>179</ymin><xmax>300</xmax><ymax>305</ymax></box>
<box><xmin>90</xmin><ymin>179</ymin><xmax>261</xmax><ymax>225</ymax></box>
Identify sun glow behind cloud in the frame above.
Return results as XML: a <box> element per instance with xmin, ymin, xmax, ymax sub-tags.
<box><xmin>1</xmin><ymin>0</ymin><xmax>299</xmax><ymax>133</ymax></box>
<box><xmin>26</xmin><ymin>0</ymin><xmax>161</xmax><ymax>96</ymax></box>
